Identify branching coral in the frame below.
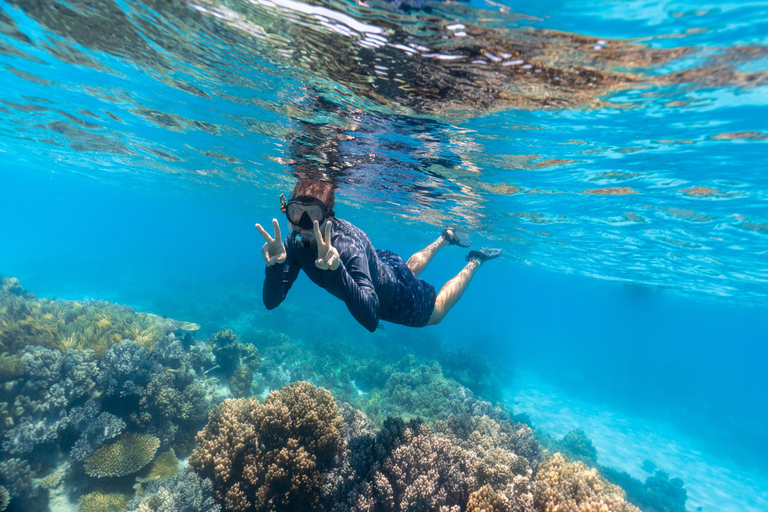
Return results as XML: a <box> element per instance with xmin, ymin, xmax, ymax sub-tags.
<box><xmin>533</xmin><ymin>453</ymin><xmax>640</xmax><ymax>512</ymax></box>
<box><xmin>467</xmin><ymin>485</ymin><xmax>511</xmax><ymax>512</ymax></box>
<box><xmin>0</xmin><ymin>485</ymin><xmax>8</xmax><ymax>512</ymax></box>
<box><xmin>83</xmin><ymin>433</ymin><xmax>160</xmax><ymax>478</ymax></box>
<box><xmin>600</xmin><ymin>467</ymin><xmax>687</xmax><ymax>512</ymax></box>
<box><xmin>71</xmin><ymin>412</ymin><xmax>127</xmax><ymax>462</ymax></box>
<box><xmin>327</xmin><ymin>418</ymin><xmax>472</xmax><ymax>512</ymax></box>
<box><xmin>431</xmin><ymin>415</ymin><xmax>536</xmax><ymax>512</ymax></box>
<box><xmin>98</xmin><ymin>340</ymin><xmax>159</xmax><ymax>397</ymax></box>
<box><xmin>323</xmin><ymin>411</ymin><xmax>547</xmax><ymax>512</ymax></box>
<box><xmin>433</xmin><ymin>414</ymin><xmax>545</xmax><ymax>473</ymax></box>
<box><xmin>127</xmin><ymin>467</ymin><xmax>221</xmax><ymax>512</ymax></box>
<box><xmin>445</xmin><ymin>387</ymin><xmax>510</xmax><ymax>424</ymax></box>
<box><xmin>205</xmin><ymin>329</ymin><xmax>260</xmax><ymax>398</ymax></box>
<box><xmin>363</xmin><ymin>362</ymin><xmax>459</xmax><ymax>424</ymax></box>
<box><xmin>95</xmin><ymin>337</ymin><xmax>215</xmax><ymax>450</ymax></box>
<box><xmin>2</xmin><ymin>347</ymin><xmax>99</xmax><ymax>455</ymax></box>
<box><xmin>559</xmin><ymin>429</ymin><xmax>598</xmax><ymax>467</ymax></box>
<box><xmin>0</xmin><ymin>457</ymin><xmax>37</xmax><ymax>504</ymax></box>
<box><xmin>209</xmin><ymin>329</ymin><xmax>260</xmax><ymax>375</ymax></box>
<box><xmin>190</xmin><ymin>381</ymin><xmax>344</xmax><ymax>512</ymax></box>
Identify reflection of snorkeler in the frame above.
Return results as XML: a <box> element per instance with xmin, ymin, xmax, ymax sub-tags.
<box><xmin>255</xmin><ymin>179</ymin><xmax>501</xmax><ymax>332</ymax></box>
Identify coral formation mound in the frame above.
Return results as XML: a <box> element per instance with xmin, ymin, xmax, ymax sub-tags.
<box><xmin>533</xmin><ymin>453</ymin><xmax>640</xmax><ymax>512</ymax></box>
<box><xmin>191</xmin><ymin>381</ymin><xmax>344</xmax><ymax>512</ymax></box>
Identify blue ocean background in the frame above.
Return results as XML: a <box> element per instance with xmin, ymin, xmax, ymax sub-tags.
<box><xmin>1</xmin><ymin>0</ymin><xmax>767</xmax><ymax>510</ymax></box>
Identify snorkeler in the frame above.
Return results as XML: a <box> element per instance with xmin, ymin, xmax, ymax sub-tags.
<box><xmin>255</xmin><ymin>179</ymin><xmax>501</xmax><ymax>332</ymax></box>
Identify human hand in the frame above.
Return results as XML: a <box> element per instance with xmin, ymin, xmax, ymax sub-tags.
<box><xmin>255</xmin><ymin>218</ymin><xmax>287</xmax><ymax>266</ymax></box>
<box><xmin>313</xmin><ymin>220</ymin><xmax>340</xmax><ymax>271</ymax></box>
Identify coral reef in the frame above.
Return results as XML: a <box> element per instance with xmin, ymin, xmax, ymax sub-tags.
<box><xmin>467</xmin><ymin>485</ymin><xmax>510</xmax><ymax>512</ymax></box>
<box><xmin>0</xmin><ymin>485</ymin><xmax>8</xmax><ymax>512</ymax></box>
<box><xmin>136</xmin><ymin>449</ymin><xmax>179</xmax><ymax>484</ymax></box>
<box><xmin>437</xmin><ymin>348</ymin><xmax>503</xmax><ymax>403</ymax></box>
<box><xmin>557</xmin><ymin>429</ymin><xmax>598</xmax><ymax>467</ymax></box>
<box><xmin>2</xmin><ymin>346</ymin><xmax>99</xmax><ymax>455</ymax></box>
<box><xmin>0</xmin><ymin>457</ymin><xmax>44</xmax><ymax>510</ymax></box>
<box><xmin>533</xmin><ymin>453</ymin><xmax>640</xmax><ymax>512</ymax></box>
<box><xmin>191</xmin><ymin>381</ymin><xmax>344</xmax><ymax>511</ymax></box>
<box><xmin>127</xmin><ymin>467</ymin><xmax>221</xmax><ymax>512</ymax></box>
<box><xmin>98</xmin><ymin>340</ymin><xmax>159</xmax><ymax>397</ymax></box>
<box><xmin>188</xmin><ymin>329</ymin><xmax>261</xmax><ymax>398</ymax></box>
<box><xmin>78</xmin><ymin>491</ymin><xmax>131</xmax><ymax>512</ymax></box>
<box><xmin>363</xmin><ymin>362</ymin><xmax>459</xmax><ymax>423</ymax></box>
<box><xmin>71</xmin><ymin>412</ymin><xmax>127</xmax><ymax>462</ymax></box>
<box><xmin>538</xmin><ymin>429</ymin><xmax>599</xmax><ymax>468</ymax></box>
<box><xmin>600</xmin><ymin>467</ymin><xmax>687</xmax><ymax>512</ymax></box>
<box><xmin>94</xmin><ymin>337</ymin><xmax>216</xmax><ymax>450</ymax></box>
<box><xmin>323</xmin><ymin>412</ymin><xmax>539</xmax><ymax>512</ymax></box>
<box><xmin>444</xmin><ymin>387</ymin><xmax>510</xmax><ymax>424</ymax></box>
<box><xmin>0</xmin><ymin>282</ymin><xmax>167</xmax><ymax>357</ymax></box>
<box><xmin>208</xmin><ymin>329</ymin><xmax>260</xmax><ymax>376</ymax></box>
<box><xmin>84</xmin><ymin>433</ymin><xmax>160</xmax><ymax>478</ymax></box>
<box><xmin>432</xmin><ymin>414</ymin><xmax>543</xmax><ymax>510</ymax></box>
<box><xmin>0</xmin><ymin>278</ymin><xmax>672</xmax><ymax>512</ymax></box>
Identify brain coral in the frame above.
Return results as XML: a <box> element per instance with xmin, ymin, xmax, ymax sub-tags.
<box><xmin>533</xmin><ymin>453</ymin><xmax>640</xmax><ymax>512</ymax></box>
<box><xmin>190</xmin><ymin>381</ymin><xmax>344</xmax><ymax>512</ymax></box>
<box><xmin>84</xmin><ymin>433</ymin><xmax>160</xmax><ymax>478</ymax></box>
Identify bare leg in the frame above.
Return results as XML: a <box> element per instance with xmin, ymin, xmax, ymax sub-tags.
<box><xmin>406</xmin><ymin>235</ymin><xmax>449</xmax><ymax>276</ymax></box>
<box><xmin>426</xmin><ymin>258</ymin><xmax>482</xmax><ymax>325</ymax></box>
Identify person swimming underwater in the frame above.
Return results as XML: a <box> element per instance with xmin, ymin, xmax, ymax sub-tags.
<box><xmin>255</xmin><ymin>179</ymin><xmax>501</xmax><ymax>332</ymax></box>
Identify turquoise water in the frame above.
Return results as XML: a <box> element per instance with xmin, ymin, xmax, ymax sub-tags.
<box><xmin>1</xmin><ymin>0</ymin><xmax>768</xmax><ymax>510</ymax></box>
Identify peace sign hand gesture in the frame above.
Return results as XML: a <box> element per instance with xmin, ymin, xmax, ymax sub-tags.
<box><xmin>255</xmin><ymin>218</ymin><xmax>287</xmax><ymax>266</ymax></box>
<box><xmin>313</xmin><ymin>220</ymin><xmax>340</xmax><ymax>271</ymax></box>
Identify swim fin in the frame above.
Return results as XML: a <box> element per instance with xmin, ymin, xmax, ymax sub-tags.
<box><xmin>442</xmin><ymin>228</ymin><xmax>471</xmax><ymax>247</ymax></box>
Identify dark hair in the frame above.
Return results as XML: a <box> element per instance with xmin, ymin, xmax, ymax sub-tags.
<box><xmin>291</xmin><ymin>179</ymin><xmax>335</xmax><ymax>211</ymax></box>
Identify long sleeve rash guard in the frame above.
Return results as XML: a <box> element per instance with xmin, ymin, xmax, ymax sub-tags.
<box><xmin>263</xmin><ymin>218</ymin><xmax>398</xmax><ymax>332</ymax></box>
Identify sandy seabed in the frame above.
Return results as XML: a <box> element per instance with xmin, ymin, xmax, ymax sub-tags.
<box><xmin>508</xmin><ymin>370</ymin><xmax>768</xmax><ymax>512</ymax></box>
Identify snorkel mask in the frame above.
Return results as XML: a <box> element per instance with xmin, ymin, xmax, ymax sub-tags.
<box><xmin>280</xmin><ymin>193</ymin><xmax>335</xmax><ymax>232</ymax></box>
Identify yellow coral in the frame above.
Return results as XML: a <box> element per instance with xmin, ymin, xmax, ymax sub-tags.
<box><xmin>78</xmin><ymin>491</ymin><xmax>131</xmax><ymax>512</ymax></box>
<box><xmin>136</xmin><ymin>449</ymin><xmax>179</xmax><ymax>483</ymax></box>
<box><xmin>533</xmin><ymin>453</ymin><xmax>640</xmax><ymax>512</ymax></box>
<box><xmin>467</xmin><ymin>485</ymin><xmax>510</xmax><ymax>512</ymax></box>
<box><xmin>0</xmin><ymin>485</ymin><xmax>8</xmax><ymax>512</ymax></box>
<box><xmin>84</xmin><ymin>433</ymin><xmax>160</xmax><ymax>478</ymax></box>
<box><xmin>0</xmin><ymin>282</ymin><xmax>169</xmax><ymax>357</ymax></box>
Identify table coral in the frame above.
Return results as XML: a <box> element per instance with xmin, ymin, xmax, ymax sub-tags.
<box><xmin>0</xmin><ymin>485</ymin><xmax>8</xmax><ymax>512</ymax></box>
<box><xmin>78</xmin><ymin>491</ymin><xmax>131</xmax><ymax>512</ymax></box>
<box><xmin>84</xmin><ymin>433</ymin><xmax>160</xmax><ymax>478</ymax></box>
<box><xmin>190</xmin><ymin>381</ymin><xmax>344</xmax><ymax>512</ymax></box>
<box><xmin>533</xmin><ymin>453</ymin><xmax>640</xmax><ymax>512</ymax></box>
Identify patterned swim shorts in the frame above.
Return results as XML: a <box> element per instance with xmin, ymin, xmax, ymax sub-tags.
<box><xmin>376</xmin><ymin>249</ymin><xmax>437</xmax><ymax>328</ymax></box>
